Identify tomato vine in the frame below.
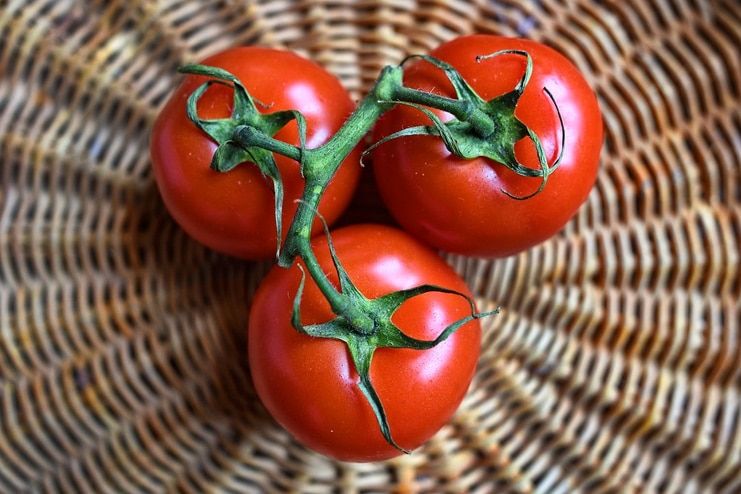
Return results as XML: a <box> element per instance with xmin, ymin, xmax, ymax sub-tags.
<box><xmin>179</xmin><ymin>49</ymin><xmax>563</xmax><ymax>452</ymax></box>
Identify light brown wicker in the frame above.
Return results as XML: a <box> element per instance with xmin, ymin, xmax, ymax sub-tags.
<box><xmin>1</xmin><ymin>0</ymin><xmax>739</xmax><ymax>492</ymax></box>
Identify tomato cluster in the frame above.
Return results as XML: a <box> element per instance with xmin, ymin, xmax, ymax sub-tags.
<box><xmin>151</xmin><ymin>36</ymin><xmax>601</xmax><ymax>461</ymax></box>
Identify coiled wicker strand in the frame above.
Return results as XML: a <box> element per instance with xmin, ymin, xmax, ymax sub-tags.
<box><xmin>1</xmin><ymin>0</ymin><xmax>739</xmax><ymax>492</ymax></box>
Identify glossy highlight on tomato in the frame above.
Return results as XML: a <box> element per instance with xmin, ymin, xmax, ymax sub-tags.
<box><xmin>248</xmin><ymin>224</ymin><xmax>482</xmax><ymax>462</ymax></box>
<box><xmin>151</xmin><ymin>47</ymin><xmax>360</xmax><ymax>259</ymax></box>
<box><xmin>373</xmin><ymin>35</ymin><xmax>602</xmax><ymax>257</ymax></box>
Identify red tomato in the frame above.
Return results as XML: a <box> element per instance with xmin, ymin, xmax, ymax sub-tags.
<box><xmin>151</xmin><ymin>47</ymin><xmax>360</xmax><ymax>259</ymax></box>
<box><xmin>372</xmin><ymin>35</ymin><xmax>602</xmax><ymax>257</ymax></box>
<box><xmin>248</xmin><ymin>224</ymin><xmax>481</xmax><ymax>461</ymax></box>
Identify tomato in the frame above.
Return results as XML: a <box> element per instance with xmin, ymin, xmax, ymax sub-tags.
<box><xmin>248</xmin><ymin>224</ymin><xmax>481</xmax><ymax>461</ymax></box>
<box><xmin>151</xmin><ymin>47</ymin><xmax>360</xmax><ymax>259</ymax></box>
<box><xmin>372</xmin><ymin>35</ymin><xmax>602</xmax><ymax>257</ymax></box>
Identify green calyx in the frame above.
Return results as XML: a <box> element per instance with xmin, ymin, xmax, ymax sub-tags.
<box><xmin>179</xmin><ymin>64</ymin><xmax>307</xmax><ymax>258</ymax></box>
<box><xmin>363</xmin><ymin>50</ymin><xmax>565</xmax><ymax>199</ymax></box>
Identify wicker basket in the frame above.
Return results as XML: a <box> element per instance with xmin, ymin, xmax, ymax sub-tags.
<box><xmin>1</xmin><ymin>0</ymin><xmax>739</xmax><ymax>492</ymax></box>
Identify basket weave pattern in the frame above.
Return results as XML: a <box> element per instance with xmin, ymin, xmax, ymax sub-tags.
<box><xmin>1</xmin><ymin>0</ymin><xmax>739</xmax><ymax>492</ymax></box>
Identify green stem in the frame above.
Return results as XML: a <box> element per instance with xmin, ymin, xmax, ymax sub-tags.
<box><xmin>393</xmin><ymin>86</ymin><xmax>470</xmax><ymax>118</ymax></box>
<box><xmin>279</xmin><ymin>70</ymin><xmax>493</xmax><ymax>267</ymax></box>
<box><xmin>277</xmin><ymin>66</ymin><xmax>401</xmax><ymax>265</ymax></box>
<box><xmin>234</xmin><ymin>126</ymin><xmax>302</xmax><ymax>161</ymax></box>
<box><xmin>392</xmin><ymin>86</ymin><xmax>495</xmax><ymax>136</ymax></box>
<box><xmin>296</xmin><ymin>226</ymin><xmax>375</xmax><ymax>335</ymax></box>
<box><xmin>294</xmin><ymin>225</ymin><xmax>341</xmax><ymax>306</ymax></box>
<box><xmin>310</xmin><ymin>66</ymin><xmax>401</xmax><ymax>176</ymax></box>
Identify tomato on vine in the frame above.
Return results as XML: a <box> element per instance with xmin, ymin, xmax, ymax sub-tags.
<box><xmin>150</xmin><ymin>47</ymin><xmax>360</xmax><ymax>259</ymax></box>
<box><xmin>372</xmin><ymin>35</ymin><xmax>603</xmax><ymax>257</ymax></box>
<box><xmin>248</xmin><ymin>225</ymin><xmax>483</xmax><ymax>462</ymax></box>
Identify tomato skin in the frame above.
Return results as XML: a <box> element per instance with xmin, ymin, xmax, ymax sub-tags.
<box><xmin>373</xmin><ymin>35</ymin><xmax>602</xmax><ymax>257</ymax></box>
<box><xmin>248</xmin><ymin>224</ymin><xmax>481</xmax><ymax>462</ymax></box>
<box><xmin>151</xmin><ymin>47</ymin><xmax>360</xmax><ymax>259</ymax></box>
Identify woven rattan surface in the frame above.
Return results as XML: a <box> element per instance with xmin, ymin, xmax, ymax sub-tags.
<box><xmin>1</xmin><ymin>0</ymin><xmax>740</xmax><ymax>492</ymax></box>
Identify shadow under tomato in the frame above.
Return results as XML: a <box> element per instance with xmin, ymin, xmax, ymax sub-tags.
<box><xmin>335</xmin><ymin>164</ymin><xmax>396</xmax><ymax>228</ymax></box>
